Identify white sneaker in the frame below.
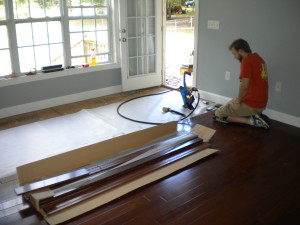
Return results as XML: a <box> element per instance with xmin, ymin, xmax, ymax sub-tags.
<box><xmin>250</xmin><ymin>114</ymin><xmax>270</xmax><ymax>130</ymax></box>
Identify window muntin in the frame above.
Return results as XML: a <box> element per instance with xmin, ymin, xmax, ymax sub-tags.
<box><xmin>67</xmin><ymin>0</ymin><xmax>108</xmax><ymax>7</ymax></box>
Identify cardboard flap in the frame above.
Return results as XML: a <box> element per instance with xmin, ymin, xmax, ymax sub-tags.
<box><xmin>28</xmin><ymin>187</ymin><xmax>54</xmax><ymax>211</ymax></box>
<box><xmin>192</xmin><ymin>124</ymin><xmax>216</xmax><ymax>142</ymax></box>
<box><xmin>17</xmin><ymin>121</ymin><xmax>178</xmax><ymax>185</ymax></box>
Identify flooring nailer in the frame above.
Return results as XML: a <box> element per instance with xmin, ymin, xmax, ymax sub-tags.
<box><xmin>179</xmin><ymin>71</ymin><xmax>198</xmax><ymax>110</ymax></box>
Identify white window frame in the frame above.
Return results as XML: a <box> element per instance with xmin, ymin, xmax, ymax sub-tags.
<box><xmin>0</xmin><ymin>0</ymin><xmax>120</xmax><ymax>87</ymax></box>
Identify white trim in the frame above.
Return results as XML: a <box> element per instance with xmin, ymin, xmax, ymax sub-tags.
<box><xmin>199</xmin><ymin>90</ymin><xmax>231</xmax><ymax>105</ymax></box>
<box><xmin>112</xmin><ymin>0</ymin><xmax>121</xmax><ymax>64</ymax></box>
<box><xmin>162</xmin><ymin>0</ymin><xmax>166</xmax><ymax>85</ymax></box>
<box><xmin>263</xmin><ymin>109</ymin><xmax>300</xmax><ymax>128</ymax></box>
<box><xmin>192</xmin><ymin>0</ymin><xmax>199</xmax><ymax>87</ymax></box>
<box><xmin>199</xmin><ymin>90</ymin><xmax>300</xmax><ymax>128</ymax></box>
<box><xmin>0</xmin><ymin>63</ymin><xmax>121</xmax><ymax>87</ymax></box>
<box><xmin>0</xmin><ymin>85</ymin><xmax>122</xmax><ymax>119</ymax></box>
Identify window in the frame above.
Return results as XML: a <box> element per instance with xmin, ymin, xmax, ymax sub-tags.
<box><xmin>14</xmin><ymin>0</ymin><xmax>63</xmax><ymax>72</ymax></box>
<box><xmin>1</xmin><ymin>0</ymin><xmax>114</xmax><ymax>78</ymax></box>
<box><xmin>0</xmin><ymin>1</ymin><xmax>12</xmax><ymax>77</ymax></box>
<box><xmin>67</xmin><ymin>0</ymin><xmax>111</xmax><ymax>65</ymax></box>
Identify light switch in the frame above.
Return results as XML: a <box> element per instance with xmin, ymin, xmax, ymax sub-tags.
<box><xmin>207</xmin><ymin>20</ymin><xmax>220</xmax><ymax>30</ymax></box>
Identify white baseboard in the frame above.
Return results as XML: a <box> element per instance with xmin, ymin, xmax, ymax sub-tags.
<box><xmin>0</xmin><ymin>85</ymin><xmax>122</xmax><ymax>119</ymax></box>
<box><xmin>263</xmin><ymin>109</ymin><xmax>300</xmax><ymax>128</ymax></box>
<box><xmin>199</xmin><ymin>90</ymin><xmax>231</xmax><ymax>105</ymax></box>
<box><xmin>199</xmin><ymin>90</ymin><xmax>300</xmax><ymax>128</ymax></box>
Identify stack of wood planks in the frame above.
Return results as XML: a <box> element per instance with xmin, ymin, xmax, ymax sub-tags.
<box><xmin>14</xmin><ymin>125</ymin><xmax>218</xmax><ymax>224</ymax></box>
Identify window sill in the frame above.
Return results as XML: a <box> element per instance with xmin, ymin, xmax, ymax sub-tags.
<box><xmin>0</xmin><ymin>63</ymin><xmax>121</xmax><ymax>88</ymax></box>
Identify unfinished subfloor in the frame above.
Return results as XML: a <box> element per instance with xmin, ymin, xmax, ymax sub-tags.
<box><xmin>0</xmin><ymin>86</ymin><xmax>168</xmax><ymax>131</ymax></box>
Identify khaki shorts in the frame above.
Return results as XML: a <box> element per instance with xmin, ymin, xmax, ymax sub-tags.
<box><xmin>215</xmin><ymin>101</ymin><xmax>264</xmax><ymax>118</ymax></box>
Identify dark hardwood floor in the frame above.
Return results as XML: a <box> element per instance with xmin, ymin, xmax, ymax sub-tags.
<box><xmin>0</xmin><ymin>89</ymin><xmax>299</xmax><ymax>225</ymax></box>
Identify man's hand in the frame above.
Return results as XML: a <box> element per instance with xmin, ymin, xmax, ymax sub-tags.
<box><xmin>231</xmin><ymin>98</ymin><xmax>241</xmax><ymax>104</ymax></box>
<box><xmin>234</xmin><ymin>78</ymin><xmax>250</xmax><ymax>104</ymax></box>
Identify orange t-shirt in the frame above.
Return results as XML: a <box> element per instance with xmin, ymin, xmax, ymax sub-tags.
<box><xmin>240</xmin><ymin>53</ymin><xmax>268</xmax><ymax>108</ymax></box>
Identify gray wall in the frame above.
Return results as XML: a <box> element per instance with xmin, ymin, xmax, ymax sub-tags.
<box><xmin>0</xmin><ymin>68</ymin><xmax>121</xmax><ymax>109</ymax></box>
<box><xmin>197</xmin><ymin>0</ymin><xmax>300</xmax><ymax>117</ymax></box>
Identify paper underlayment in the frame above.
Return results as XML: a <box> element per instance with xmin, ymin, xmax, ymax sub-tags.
<box><xmin>0</xmin><ymin>91</ymin><xmax>216</xmax><ymax>178</ymax></box>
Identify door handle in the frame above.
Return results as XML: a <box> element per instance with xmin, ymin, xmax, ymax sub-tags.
<box><xmin>122</xmin><ymin>38</ymin><xmax>127</xmax><ymax>42</ymax></box>
<box><xmin>122</xmin><ymin>29</ymin><xmax>126</xmax><ymax>33</ymax></box>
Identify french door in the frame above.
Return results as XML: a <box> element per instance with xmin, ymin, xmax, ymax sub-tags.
<box><xmin>119</xmin><ymin>0</ymin><xmax>162</xmax><ymax>91</ymax></box>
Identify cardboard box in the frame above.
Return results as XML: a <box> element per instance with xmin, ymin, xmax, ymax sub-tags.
<box><xmin>46</xmin><ymin>148</ymin><xmax>217</xmax><ymax>225</ymax></box>
<box><xmin>17</xmin><ymin>122</ymin><xmax>218</xmax><ymax>224</ymax></box>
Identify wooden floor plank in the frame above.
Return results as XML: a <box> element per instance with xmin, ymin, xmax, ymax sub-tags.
<box><xmin>104</xmin><ymin>196</ymin><xmax>165</xmax><ymax>225</ymax></box>
<box><xmin>64</xmin><ymin>195</ymin><xmax>153</xmax><ymax>225</ymax></box>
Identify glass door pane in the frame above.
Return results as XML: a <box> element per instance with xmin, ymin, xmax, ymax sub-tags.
<box><xmin>127</xmin><ymin>0</ymin><xmax>156</xmax><ymax>77</ymax></box>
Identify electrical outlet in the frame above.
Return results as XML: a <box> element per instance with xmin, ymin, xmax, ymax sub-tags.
<box><xmin>207</xmin><ymin>20</ymin><xmax>213</xmax><ymax>29</ymax></box>
<box><xmin>275</xmin><ymin>81</ymin><xmax>282</xmax><ymax>92</ymax></box>
<box><xmin>225</xmin><ymin>71</ymin><xmax>230</xmax><ymax>80</ymax></box>
<box><xmin>214</xmin><ymin>20</ymin><xmax>220</xmax><ymax>30</ymax></box>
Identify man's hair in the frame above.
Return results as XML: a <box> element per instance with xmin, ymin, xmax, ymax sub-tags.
<box><xmin>229</xmin><ymin>39</ymin><xmax>252</xmax><ymax>53</ymax></box>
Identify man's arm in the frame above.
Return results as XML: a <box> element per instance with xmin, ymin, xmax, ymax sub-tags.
<box><xmin>232</xmin><ymin>78</ymin><xmax>250</xmax><ymax>104</ymax></box>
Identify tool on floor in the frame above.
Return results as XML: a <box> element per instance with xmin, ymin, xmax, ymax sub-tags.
<box><xmin>117</xmin><ymin>88</ymin><xmax>200</xmax><ymax>125</ymax></box>
<box><xmin>179</xmin><ymin>71</ymin><xmax>198</xmax><ymax>110</ymax></box>
<box><xmin>162</xmin><ymin>107</ymin><xmax>186</xmax><ymax>117</ymax></box>
<box><xmin>206</xmin><ymin>106</ymin><xmax>215</xmax><ymax>112</ymax></box>
<box><xmin>117</xmin><ymin>67</ymin><xmax>200</xmax><ymax>125</ymax></box>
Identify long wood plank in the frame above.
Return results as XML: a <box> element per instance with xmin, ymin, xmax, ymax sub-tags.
<box><xmin>15</xmin><ymin>168</ymin><xmax>89</xmax><ymax>195</ymax></box>
<box><xmin>39</xmin><ymin>138</ymin><xmax>206</xmax><ymax>214</ymax></box>
<box><xmin>48</xmin><ymin>133</ymin><xmax>200</xmax><ymax>196</ymax></box>
<box><xmin>42</xmin><ymin>142</ymin><xmax>211</xmax><ymax>216</ymax></box>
